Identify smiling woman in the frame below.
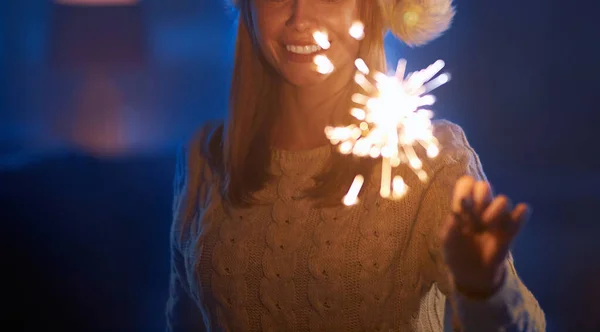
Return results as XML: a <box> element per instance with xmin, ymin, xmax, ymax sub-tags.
<box><xmin>166</xmin><ymin>1</ymin><xmax>546</xmax><ymax>331</ymax></box>
<box><xmin>221</xmin><ymin>0</ymin><xmax>392</xmax><ymax>207</ymax></box>
<box><xmin>251</xmin><ymin>0</ymin><xmax>364</xmax><ymax>87</ymax></box>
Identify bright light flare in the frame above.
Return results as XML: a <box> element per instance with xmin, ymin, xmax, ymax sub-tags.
<box><xmin>343</xmin><ymin>174</ymin><xmax>365</xmax><ymax>206</ymax></box>
<box><xmin>392</xmin><ymin>176</ymin><xmax>408</xmax><ymax>199</ymax></box>
<box><xmin>355</xmin><ymin>58</ymin><xmax>370</xmax><ymax>75</ymax></box>
<box><xmin>325</xmin><ymin>54</ymin><xmax>451</xmax><ymax>201</ymax></box>
<box><xmin>314</xmin><ymin>54</ymin><xmax>334</xmax><ymax>74</ymax></box>
<box><xmin>314</xmin><ymin>21</ymin><xmax>450</xmax><ymax>204</ymax></box>
<box><xmin>349</xmin><ymin>21</ymin><xmax>365</xmax><ymax>40</ymax></box>
<box><xmin>312</xmin><ymin>31</ymin><xmax>331</xmax><ymax>50</ymax></box>
<box><xmin>312</xmin><ymin>30</ymin><xmax>334</xmax><ymax>74</ymax></box>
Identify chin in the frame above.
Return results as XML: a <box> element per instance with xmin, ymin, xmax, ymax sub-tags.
<box><xmin>280</xmin><ymin>65</ymin><xmax>331</xmax><ymax>88</ymax></box>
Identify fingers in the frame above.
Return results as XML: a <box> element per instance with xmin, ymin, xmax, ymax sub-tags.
<box><xmin>452</xmin><ymin>176</ymin><xmax>530</xmax><ymax>238</ymax></box>
<box><xmin>482</xmin><ymin>195</ymin><xmax>513</xmax><ymax>226</ymax></box>
<box><xmin>473</xmin><ymin>181</ymin><xmax>493</xmax><ymax>216</ymax></box>
<box><xmin>453</xmin><ymin>176</ymin><xmax>491</xmax><ymax>232</ymax></box>
<box><xmin>509</xmin><ymin>203</ymin><xmax>531</xmax><ymax>235</ymax></box>
<box><xmin>482</xmin><ymin>196</ymin><xmax>530</xmax><ymax>239</ymax></box>
<box><xmin>452</xmin><ymin>176</ymin><xmax>475</xmax><ymax>214</ymax></box>
<box><xmin>511</xmin><ymin>203</ymin><xmax>530</xmax><ymax>222</ymax></box>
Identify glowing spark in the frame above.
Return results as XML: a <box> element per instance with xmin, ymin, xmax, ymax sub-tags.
<box><xmin>325</xmin><ymin>55</ymin><xmax>450</xmax><ymax>201</ymax></box>
<box><xmin>351</xmin><ymin>93</ymin><xmax>370</xmax><ymax>105</ymax></box>
<box><xmin>354</xmin><ymin>72</ymin><xmax>377</xmax><ymax>94</ymax></box>
<box><xmin>355</xmin><ymin>58</ymin><xmax>370</xmax><ymax>75</ymax></box>
<box><xmin>343</xmin><ymin>174</ymin><xmax>365</xmax><ymax>206</ymax></box>
<box><xmin>423</xmin><ymin>73</ymin><xmax>451</xmax><ymax>94</ymax></box>
<box><xmin>350</xmin><ymin>108</ymin><xmax>366</xmax><ymax>120</ymax></box>
<box><xmin>313</xmin><ymin>31</ymin><xmax>331</xmax><ymax>50</ymax></box>
<box><xmin>395</xmin><ymin>59</ymin><xmax>407</xmax><ymax>82</ymax></box>
<box><xmin>339</xmin><ymin>141</ymin><xmax>353</xmax><ymax>154</ymax></box>
<box><xmin>380</xmin><ymin>157</ymin><xmax>392</xmax><ymax>198</ymax></box>
<box><xmin>312</xmin><ymin>31</ymin><xmax>334</xmax><ymax>74</ymax></box>
<box><xmin>314</xmin><ymin>54</ymin><xmax>334</xmax><ymax>74</ymax></box>
<box><xmin>349</xmin><ymin>21</ymin><xmax>365</xmax><ymax>40</ymax></box>
<box><xmin>316</xmin><ymin>21</ymin><xmax>450</xmax><ymax>203</ymax></box>
<box><xmin>392</xmin><ymin>176</ymin><xmax>408</xmax><ymax>199</ymax></box>
<box><xmin>427</xmin><ymin>145</ymin><xmax>439</xmax><ymax>158</ymax></box>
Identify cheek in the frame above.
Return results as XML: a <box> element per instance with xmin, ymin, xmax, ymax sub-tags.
<box><xmin>334</xmin><ymin>38</ymin><xmax>360</xmax><ymax>67</ymax></box>
<box><xmin>342</xmin><ymin>35</ymin><xmax>361</xmax><ymax>56</ymax></box>
<box><xmin>253</xmin><ymin>23</ymin><xmax>272</xmax><ymax>57</ymax></box>
<box><xmin>329</xmin><ymin>7</ymin><xmax>361</xmax><ymax>61</ymax></box>
<box><xmin>252</xmin><ymin>12</ymin><xmax>286</xmax><ymax>64</ymax></box>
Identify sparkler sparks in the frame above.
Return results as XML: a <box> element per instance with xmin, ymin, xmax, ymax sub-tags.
<box><xmin>349</xmin><ymin>21</ymin><xmax>365</xmax><ymax>40</ymax></box>
<box><xmin>312</xmin><ymin>31</ymin><xmax>331</xmax><ymax>50</ymax></box>
<box><xmin>311</xmin><ymin>21</ymin><xmax>450</xmax><ymax>205</ymax></box>
<box><xmin>327</xmin><ymin>59</ymin><xmax>448</xmax><ymax>205</ymax></box>
<box><xmin>314</xmin><ymin>55</ymin><xmax>335</xmax><ymax>74</ymax></box>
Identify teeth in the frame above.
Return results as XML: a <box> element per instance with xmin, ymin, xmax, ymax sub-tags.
<box><xmin>286</xmin><ymin>44</ymin><xmax>322</xmax><ymax>55</ymax></box>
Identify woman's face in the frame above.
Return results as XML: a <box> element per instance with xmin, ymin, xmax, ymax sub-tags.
<box><xmin>250</xmin><ymin>0</ymin><xmax>361</xmax><ymax>87</ymax></box>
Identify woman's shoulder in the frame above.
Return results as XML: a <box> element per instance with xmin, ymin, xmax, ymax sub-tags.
<box><xmin>432</xmin><ymin>119</ymin><xmax>471</xmax><ymax>151</ymax></box>
<box><xmin>414</xmin><ymin>119</ymin><xmax>488</xmax><ymax>189</ymax></box>
<box><xmin>398</xmin><ymin>119</ymin><xmax>487</xmax><ymax>187</ymax></box>
<box><xmin>427</xmin><ymin>119</ymin><xmax>480</xmax><ymax>170</ymax></box>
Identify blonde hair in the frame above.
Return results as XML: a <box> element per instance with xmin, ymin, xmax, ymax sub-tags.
<box><xmin>215</xmin><ymin>0</ymin><xmax>388</xmax><ymax>208</ymax></box>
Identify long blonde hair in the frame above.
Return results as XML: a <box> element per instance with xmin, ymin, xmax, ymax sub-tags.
<box><xmin>220</xmin><ymin>0</ymin><xmax>389</xmax><ymax>208</ymax></box>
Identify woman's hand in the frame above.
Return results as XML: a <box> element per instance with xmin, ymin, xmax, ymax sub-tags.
<box><xmin>440</xmin><ymin>175</ymin><xmax>531</xmax><ymax>299</ymax></box>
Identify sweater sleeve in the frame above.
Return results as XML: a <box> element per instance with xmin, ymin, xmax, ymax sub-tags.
<box><xmin>166</xmin><ymin>129</ymin><xmax>212</xmax><ymax>332</ymax></box>
<box><xmin>418</xmin><ymin>120</ymin><xmax>546</xmax><ymax>331</ymax></box>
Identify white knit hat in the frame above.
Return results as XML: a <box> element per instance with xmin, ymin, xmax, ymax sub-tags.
<box><xmin>225</xmin><ymin>0</ymin><xmax>455</xmax><ymax>47</ymax></box>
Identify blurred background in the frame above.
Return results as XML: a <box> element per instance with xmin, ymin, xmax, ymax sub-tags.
<box><xmin>1</xmin><ymin>0</ymin><xmax>599</xmax><ymax>331</ymax></box>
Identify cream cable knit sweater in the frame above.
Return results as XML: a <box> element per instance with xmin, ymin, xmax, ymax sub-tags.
<box><xmin>166</xmin><ymin>120</ymin><xmax>545</xmax><ymax>331</ymax></box>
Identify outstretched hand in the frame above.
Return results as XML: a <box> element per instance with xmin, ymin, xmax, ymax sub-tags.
<box><xmin>440</xmin><ymin>175</ymin><xmax>531</xmax><ymax>298</ymax></box>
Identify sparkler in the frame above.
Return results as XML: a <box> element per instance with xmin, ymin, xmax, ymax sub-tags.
<box><xmin>312</xmin><ymin>22</ymin><xmax>451</xmax><ymax>206</ymax></box>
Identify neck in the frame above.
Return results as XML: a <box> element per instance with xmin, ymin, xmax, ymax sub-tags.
<box><xmin>272</xmin><ymin>67</ymin><xmax>354</xmax><ymax>151</ymax></box>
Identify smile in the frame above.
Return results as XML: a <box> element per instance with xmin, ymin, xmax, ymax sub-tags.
<box><xmin>285</xmin><ymin>44</ymin><xmax>323</xmax><ymax>55</ymax></box>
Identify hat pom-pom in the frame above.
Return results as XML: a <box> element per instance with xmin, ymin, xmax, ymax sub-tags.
<box><xmin>380</xmin><ymin>0</ymin><xmax>455</xmax><ymax>47</ymax></box>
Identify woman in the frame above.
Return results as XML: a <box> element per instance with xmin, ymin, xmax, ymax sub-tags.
<box><xmin>167</xmin><ymin>0</ymin><xmax>545</xmax><ymax>331</ymax></box>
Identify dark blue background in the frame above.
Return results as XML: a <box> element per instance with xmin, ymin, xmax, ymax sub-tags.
<box><xmin>1</xmin><ymin>1</ymin><xmax>599</xmax><ymax>331</ymax></box>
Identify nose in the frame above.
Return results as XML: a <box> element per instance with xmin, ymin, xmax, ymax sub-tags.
<box><xmin>288</xmin><ymin>0</ymin><xmax>316</xmax><ymax>32</ymax></box>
